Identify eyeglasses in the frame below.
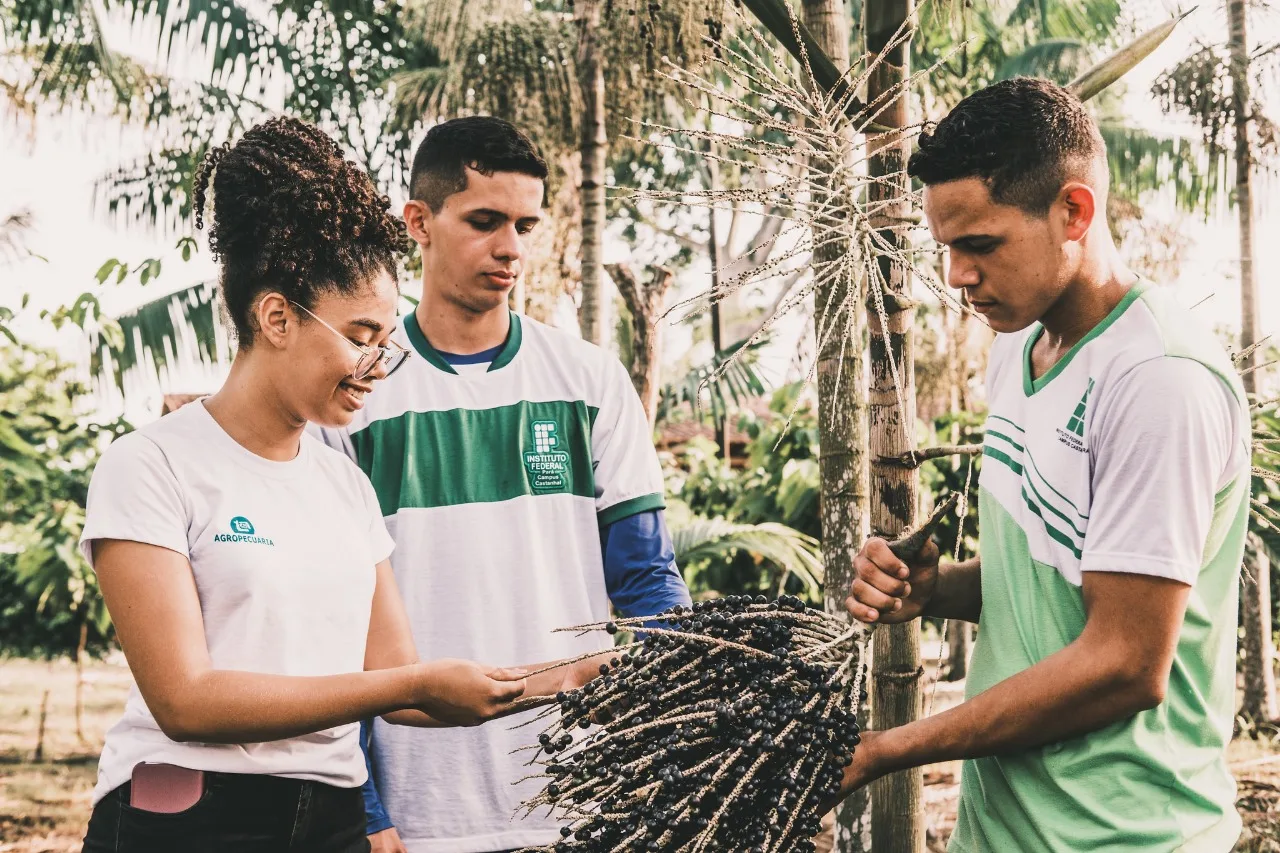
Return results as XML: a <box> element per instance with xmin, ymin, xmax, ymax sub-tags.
<box><xmin>291</xmin><ymin>302</ymin><xmax>410</xmax><ymax>381</ymax></box>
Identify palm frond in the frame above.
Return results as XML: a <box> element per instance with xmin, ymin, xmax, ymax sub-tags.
<box><xmin>1100</xmin><ymin>123</ymin><xmax>1227</xmax><ymax>217</ymax></box>
<box><xmin>91</xmin><ymin>282</ymin><xmax>225</xmax><ymax>391</ymax></box>
<box><xmin>92</xmin><ymin>148</ymin><xmax>208</xmax><ymax>233</ymax></box>
<box><xmin>672</xmin><ymin>516</ymin><xmax>823</xmax><ymax>596</ymax></box>
<box><xmin>1040</xmin><ymin>0</ymin><xmax>1121</xmax><ymax>42</ymax></box>
<box><xmin>437</xmin><ymin>16</ymin><xmax>581</xmax><ymax>160</ymax></box>
<box><xmin>995</xmin><ymin>38</ymin><xmax>1091</xmax><ymax>84</ymax></box>
<box><xmin>0</xmin><ymin>208</ymin><xmax>36</xmax><ymax>266</ymax></box>
<box><xmin>110</xmin><ymin>0</ymin><xmax>293</xmax><ymax>91</ymax></box>
<box><xmin>1152</xmin><ymin>44</ymin><xmax>1234</xmax><ymax>157</ymax></box>
<box><xmin>384</xmin><ymin>64</ymin><xmax>449</xmax><ymax>142</ymax></box>
<box><xmin>6</xmin><ymin>0</ymin><xmax>146</xmax><ymax>109</ymax></box>
<box><xmin>657</xmin><ymin>336</ymin><xmax>770</xmax><ymax>426</ymax></box>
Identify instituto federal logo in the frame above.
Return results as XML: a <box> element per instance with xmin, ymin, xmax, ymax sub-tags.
<box><xmin>214</xmin><ymin>516</ymin><xmax>275</xmax><ymax>546</ymax></box>
<box><xmin>524</xmin><ymin>420</ymin><xmax>570</xmax><ymax>492</ymax></box>
<box><xmin>1056</xmin><ymin>378</ymin><xmax>1094</xmax><ymax>453</ymax></box>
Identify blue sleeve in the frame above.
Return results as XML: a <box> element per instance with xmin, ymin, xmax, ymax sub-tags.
<box><xmin>599</xmin><ymin>509</ymin><xmax>692</xmax><ymax>622</ymax></box>
<box><xmin>360</xmin><ymin>719</ymin><xmax>394</xmax><ymax>835</ymax></box>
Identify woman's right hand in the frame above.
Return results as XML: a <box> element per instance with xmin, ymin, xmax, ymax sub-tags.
<box><xmin>411</xmin><ymin>659</ymin><xmax>528</xmax><ymax>726</ymax></box>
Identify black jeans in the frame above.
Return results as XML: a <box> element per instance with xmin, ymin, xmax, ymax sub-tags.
<box><xmin>82</xmin><ymin>771</ymin><xmax>370</xmax><ymax>853</ymax></box>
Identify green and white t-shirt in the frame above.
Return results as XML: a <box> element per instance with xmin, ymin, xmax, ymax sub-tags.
<box><xmin>322</xmin><ymin>311</ymin><xmax>665</xmax><ymax>853</ymax></box>
<box><xmin>950</xmin><ymin>282</ymin><xmax>1251</xmax><ymax>853</ymax></box>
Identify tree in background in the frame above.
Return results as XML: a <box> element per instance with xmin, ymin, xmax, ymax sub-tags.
<box><xmin>0</xmin><ymin>343</ymin><xmax>131</xmax><ymax>743</ymax></box>
<box><xmin>1154</xmin><ymin>0</ymin><xmax>1280</xmax><ymax>729</ymax></box>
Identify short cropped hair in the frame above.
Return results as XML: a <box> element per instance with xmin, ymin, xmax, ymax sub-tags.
<box><xmin>409</xmin><ymin>116</ymin><xmax>549</xmax><ymax>212</ymax></box>
<box><xmin>907</xmin><ymin>77</ymin><xmax>1106</xmax><ymax>215</ymax></box>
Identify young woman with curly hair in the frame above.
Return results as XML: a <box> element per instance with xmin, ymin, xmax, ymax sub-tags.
<box><xmin>79</xmin><ymin>117</ymin><xmax>598</xmax><ymax>853</ymax></box>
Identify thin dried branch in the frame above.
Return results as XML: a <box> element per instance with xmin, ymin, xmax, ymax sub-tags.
<box><xmin>879</xmin><ymin>444</ymin><xmax>984</xmax><ymax>469</ymax></box>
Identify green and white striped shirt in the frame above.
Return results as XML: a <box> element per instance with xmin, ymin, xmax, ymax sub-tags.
<box><xmin>952</xmin><ymin>282</ymin><xmax>1250</xmax><ymax>853</ymax></box>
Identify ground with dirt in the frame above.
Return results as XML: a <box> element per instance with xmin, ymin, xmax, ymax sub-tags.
<box><xmin>2</xmin><ymin>658</ymin><xmax>1279</xmax><ymax>852</ymax></box>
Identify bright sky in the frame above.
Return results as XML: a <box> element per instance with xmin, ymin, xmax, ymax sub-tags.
<box><xmin>0</xmin><ymin>1</ymin><xmax>1276</xmax><ymax>425</ymax></box>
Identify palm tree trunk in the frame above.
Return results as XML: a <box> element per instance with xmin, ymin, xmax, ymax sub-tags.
<box><xmin>1228</xmin><ymin>0</ymin><xmax>1277</xmax><ymax>728</ymax></box>
<box><xmin>1243</xmin><ymin>536</ymin><xmax>1277</xmax><ymax>725</ymax></box>
<box><xmin>708</xmin><ymin>165</ymin><xmax>730</xmax><ymax>459</ymax></box>
<box><xmin>800</xmin><ymin>1</ymin><xmax>871</xmax><ymax>850</ymax></box>
<box><xmin>606</xmin><ymin>263</ymin><xmax>672</xmax><ymax>428</ymax></box>
<box><xmin>576</xmin><ymin>0</ymin><xmax>608</xmax><ymax>347</ymax></box>
<box><xmin>865</xmin><ymin>0</ymin><xmax>924</xmax><ymax>849</ymax></box>
<box><xmin>35</xmin><ymin>659</ymin><xmax>52</xmax><ymax>762</ymax></box>
<box><xmin>945</xmin><ymin>621</ymin><xmax>970</xmax><ymax>681</ymax></box>
<box><xmin>75</xmin><ymin>618</ymin><xmax>88</xmax><ymax>745</ymax></box>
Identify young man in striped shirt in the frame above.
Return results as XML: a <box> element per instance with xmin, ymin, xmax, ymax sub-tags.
<box><xmin>842</xmin><ymin>78</ymin><xmax>1249</xmax><ymax>851</ymax></box>
<box><xmin>318</xmin><ymin>117</ymin><xmax>691</xmax><ymax>852</ymax></box>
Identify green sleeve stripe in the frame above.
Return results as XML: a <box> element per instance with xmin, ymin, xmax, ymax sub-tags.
<box><xmin>1021</xmin><ymin>488</ymin><xmax>1084</xmax><ymax>558</ymax></box>
<box><xmin>598</xmin><ymin>493</ymin><xmax>666</xmax><ymax>527</ymax></box>
<box><xmin>983</xmin><ymin>446</ymin><xmax>1024</xmax><ymax>477</ymax></box>
<box><xmin>986</xmin><ymin>428</ymin><xmax>1025</xmax><ymax>453</ymax></box>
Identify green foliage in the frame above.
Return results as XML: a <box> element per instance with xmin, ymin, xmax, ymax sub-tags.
<box><xmin>0</xmin><ymin>344</ymin><xmax>130</xmax><ymax>659</ymax></box>
<box><xmin>665</xmin><ymin>383</ymin><xmax>822</xmax><ymax>602</ymax></box>
<box><xmin>89</xmin><ymin>281</ymin><xmax>222</xmax><ymax>391</ymax></box>
<box><xmin>657</xmin><ymin>336</ymin><xmax>770</xmax><ymax>428</ymax></box>
<box><xmin>920</xmin><ymin>411</ymin><xmax>984</xmax><ymax>563</ymax></box>
<box><xmin>913</xmin><ymin>0</ymin><xmax>1209</xmax><ymax>215</ymax></box>
<box><xmin>1252</xmin><ymin>397</ymin><xmax>1280</xmax><ymax>561</ymax></box>
<box><xmin>669</xmin><ymin>506</ymin><xmax>823</xmax><ymax>600</ymax></box>
<box><xmin>6</xmin><ymin>0</ymin><xmax>435</xmax><ymax>231</ymax></box>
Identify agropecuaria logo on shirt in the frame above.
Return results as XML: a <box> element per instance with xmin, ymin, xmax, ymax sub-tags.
<box><xmin>213</xmin><ymin>516</ymin><xmax>276</xmax><ymax>546</ymax></box>
<box><xmin>523</xmin><ymin>419</ymin><xmax>570</xmax><ymax>492</ymax></box>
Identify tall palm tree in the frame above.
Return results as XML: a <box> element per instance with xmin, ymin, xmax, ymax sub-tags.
<box><xmin>6</xmin><ymin>0</ymin><xmax>730</xmax><ymax>378</ymax></box>
<box><xmin>862</xmin><ymin>0</ymin><xmax>923</xmax><ymax>846</ymax></box>
<box><xmin>1154</xmin><ymin>0</ymin><xmax>1280</xmax><ymax>728</ymax></box>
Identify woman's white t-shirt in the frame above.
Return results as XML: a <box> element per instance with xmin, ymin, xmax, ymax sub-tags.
<box><xmin>79</xmin><ymin>400</ymin><xmax>395</xmax><ymax>805</ymax></box>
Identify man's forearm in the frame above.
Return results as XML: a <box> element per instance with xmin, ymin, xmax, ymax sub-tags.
<box><xmin>862</xmin><ymin>632</ymin><xmax>1160</xmax><ymax>781</ymax></box>
<box><xmin>922</xmin><ymin>558</ymin><xmax>981</xmax><ymax>623</ymax></box>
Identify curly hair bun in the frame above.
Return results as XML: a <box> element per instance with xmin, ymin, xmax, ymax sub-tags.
<box><xmin>192</xmin><ymin>116</ymin><xmax>408</xmax><ymax>345</ymax></box>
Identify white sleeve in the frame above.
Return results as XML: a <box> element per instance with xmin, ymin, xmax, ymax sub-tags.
<box><xmin>355</xmin><ymin>467</ymin><xmax>395</xmax><ymax>565</ymax></box>
<box><xmin>593</xmin><ymin>358</ymin><xmax>666</xmax><ymax>526</ymax></box>
<box><xmin>1080</xmin><ymin>358</ymin><xmax>1244</xmax><ymax>585</ymax></box>
<box><xmin>79</xmin><ymin>433</ymin><xmax>189</xmax><ymax>567</ymax></box>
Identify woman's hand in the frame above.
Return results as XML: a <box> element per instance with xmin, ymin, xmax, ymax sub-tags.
<box><xmin>411</xmin><ymin>659</ymin><xmax>528</xmax><ymax>726</ymax></box>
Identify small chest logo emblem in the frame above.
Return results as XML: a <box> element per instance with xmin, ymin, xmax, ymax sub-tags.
<box><xmin>215</xmin><ymin>516</ymin><xmax>275</xmax><ymax>546</ymax></box>
<box><xmin>524</xmin><ymin>420</ymin><xmax>571</xmax><ymax>492</ymax></box>
<box><xmin>1056</xmin><ymin>378</ymin><xmax>1094</xmax><ymax>453</ymax></box>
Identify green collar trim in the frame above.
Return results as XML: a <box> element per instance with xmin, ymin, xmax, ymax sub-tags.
<box><xmin>489</xmin><ymin>313</ymin><xmax>522</xmax><ymax>372</ymax></box>
<box><xmin>403</xmin><ymin>310</ymin><xmax>523</xmax><ymax>376</ymax></box>
<box><xmin>1022</xmin><ymin>280</ymin><xmax>1147</xmax><ymax>396</ymax></box>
